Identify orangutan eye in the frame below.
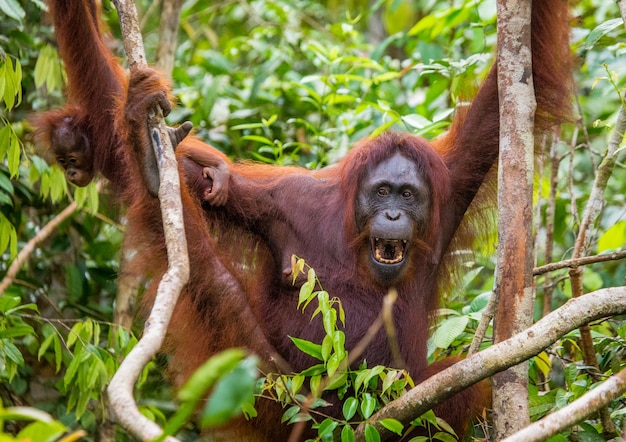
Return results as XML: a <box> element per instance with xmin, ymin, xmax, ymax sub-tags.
<box><xmin>377</xmin><ymin>187</ymin><xmax>389</xmax><ymax>197</ymax></box>
<box><xmin>402</xmin><ymin>190</ymin><xmax>412</xmax><ymax>198</ymax></box>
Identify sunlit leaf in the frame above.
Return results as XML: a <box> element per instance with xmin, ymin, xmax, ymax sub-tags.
<box><xmin>364</xmin><ymin>423</ymin><xmax>381</xmax><ymax>442</ymax></box>
<box><xmin>0</xmin><ymin>0</ymin><xmax>25</xmax><ymax>22</ymax></box>
<box><xmin>585</xmin><ymin>18</ymin><xmax>622</xmax><ymax>49</ymax></box>
<box><xmin>341</xmin><ymin>424</ymin><xmax>355</xmax><ymax>442</ymax></box>
<box><xmin>431</xmin><ymin>316</ymin><xmax>469</xmax><ymax>349</ymax></box>
<box><xmin>380</xmin><ymin>418</ymin><xmax>403</xmax><ymax>436</ymax></box>
<box><xmin>290</xmin><ymin>336</ymin><xmax>323</xmax><ymax>360</ymax></box>
<box><xmin>360</xmin><ymin>393</ymin><xmax>376</xmax><ymax>419</ymax></box>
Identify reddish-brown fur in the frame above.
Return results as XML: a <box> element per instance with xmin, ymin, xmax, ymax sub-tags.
<box><xmin>38</xmin><ymin>1</ymin><xmax>573</xmax><ymax>440</ymax></box>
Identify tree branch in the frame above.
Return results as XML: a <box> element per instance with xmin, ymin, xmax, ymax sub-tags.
<box><xmin>0</xmin><ymin>201</ymin><xmax>78</xmax><ymax>295</ymax></box>
<box><xmin>534</xmin><ymin>249</ymin><xmax>626</xmax><ymax>275</ymax></box>
<box><xmin>155</xmin><ymin>0</ymin><xmax>184</xmax><ymax>77</ymax></box>
<box><xmin>502</xmin><ymin>367</ymin><xmax>626</xmax><ymax>442</ymax></box>
<box><xmin>354</xmin><ymin>286</ymin><xmax>626</xmax><ymax>441</ymax></box>
<box><xmin>106</xmin><ymin>1</ymin><xmax>189</xmax><ymax>441</ymax></box>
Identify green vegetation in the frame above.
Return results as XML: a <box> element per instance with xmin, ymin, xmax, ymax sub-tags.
<box><xmin>1</xmin><ymin>0</ymin><xmax>625</xmax><ymax>440</ymax></box>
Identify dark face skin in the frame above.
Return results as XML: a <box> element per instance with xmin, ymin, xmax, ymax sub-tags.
<box><xmin>355</xmin><ymin>152</ymin><xmax>431</xmax><ymax>285</ymax></box>
<box><xmin>52</xmin><ymin>118</ymin><xmax>94</xmax><ymax>187</ymax></box>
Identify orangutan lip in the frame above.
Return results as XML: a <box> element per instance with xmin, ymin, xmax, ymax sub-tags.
<box><xmin>371</xmin><ymin>238</ymin><xmax>408</xmax><ymax>264</ymax></box>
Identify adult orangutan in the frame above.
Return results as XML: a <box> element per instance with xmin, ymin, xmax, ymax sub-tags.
<box><xmin>37</xmin><ymin>0</ymin><xmax>573</xmax><ymax>440</ymax></box>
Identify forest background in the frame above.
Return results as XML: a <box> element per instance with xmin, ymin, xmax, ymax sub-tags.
<box><xmin>0</xmin><ymin>0</ymin><xmax>625</xmax><ymax>440</ymax></box>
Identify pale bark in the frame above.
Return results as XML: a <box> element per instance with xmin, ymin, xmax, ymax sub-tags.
<box><xmin>107</xmin><ymin>1</ymin><xmax>189</xmax><ymax>441</ymax></box>
<box><xmin>502</xmin><ymin>368</ymin><xmax>626</xmax><ymax>442</ymax></box>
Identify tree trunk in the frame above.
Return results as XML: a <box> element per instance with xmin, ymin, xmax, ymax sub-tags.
<box><xmin>492</xmin><ymin>0</ymin><xmax>535</xmax><ymax>438</ymax></box>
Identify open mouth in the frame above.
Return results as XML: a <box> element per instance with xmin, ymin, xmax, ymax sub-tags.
<box><xmin>371</xmin><ymin>238</ymin><xmax>408</xmax><ymax>265</ymax></box>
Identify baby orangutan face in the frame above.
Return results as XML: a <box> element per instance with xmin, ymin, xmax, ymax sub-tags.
<box><xmin>52</xmin><ymin>117</ymin><xmax>94</xmax><ymax>187</ymax></box>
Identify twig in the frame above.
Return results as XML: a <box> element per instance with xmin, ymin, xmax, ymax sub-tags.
<box><xmin>468</xmin><ymin>291</ymin><xmax>495</xmax><ymax>356</ymax></box>
<box><xmin>354</xmin><ymin>286</ymin><xmax>626</xmax><ymax>441</ymax></box>
<box><xmin>502</xmin><ymin>367</ymin><xmax>626</xmax><ymax>442</ymax></box>
<box><xmin>106</xmin><ymin>1</ymin><xmax>189</xmax><ymax>441</ymax></box>
<box><xmin>0</xmin><ymin>201</ymin><xmax>78</xmax><ymax>295</ymax></box>
<box><xmin>534</xmin><ymin>249</ymin><xmax>626</xmax><ymax>275</ymax></box>
<box><xmin>541</xmin><ymin>132</ymin><xmax>561</xmax><ymax>316</ymax></box>
<box><xmin>567</xmin><ymin>15</ymin><xmax>626</xmax><ymax>433</ymax></box>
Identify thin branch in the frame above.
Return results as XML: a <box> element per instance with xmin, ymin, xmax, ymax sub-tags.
<box><xmin>533</xmin><ymin>249</ymin><xmax>626</xmax><ymax>275</ymax></box>
<box><xmin>468</xmin><ymin>291</ymin><xmax>495</xmax><ymax>356</ymax></box>
<box><xmin>566</xmin><ymin>15</ymin><xmax>626</xmax><ymax>433</ymax></box>
<box><xmin>106</xmin><ymin>1</ymin><xmax>189</xmax><ymax>441</ymax></box>
<box><xmin>541</xmin><ymin>132</ymin><xmax>561</xmax><ymax>316</ymax></box>
<box><xmin>502</xmin><ymin>367</ymin><xmax>626</xmax><ymax>442</ymax></box>
<box><xmin>0</xmin><ymin>201</ymin><xmax>78</xmax><ymax>295</ymax></box>
<box><xmin>155</xmin><ymin>0</ymin><xmax>184</xmax><ymax>77</ymax></box>
<box><xmin>620</xmin><ymin>0</ymin><xmax>626</xmax><ymax>26</ymax></box>
<box><xmin>354</xmin><ymin>286</ymin><xmax>626</xmax><ymax>441</ymax></box>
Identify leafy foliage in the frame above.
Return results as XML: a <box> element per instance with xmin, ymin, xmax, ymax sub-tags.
<box><xmin>0</xmin><ymin>0</ymin><xmax>625</xmax><ymax>440</ymax></box>
<box><xmin>255</xmin><ymin>258</ymin><xmax>457</xmax><ymax>441</ymax></box>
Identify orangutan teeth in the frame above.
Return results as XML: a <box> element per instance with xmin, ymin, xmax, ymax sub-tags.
<box><xmin>372</xmin><ymin>238</ymin><xmax>407</xmax><ymax>264</ymax></box>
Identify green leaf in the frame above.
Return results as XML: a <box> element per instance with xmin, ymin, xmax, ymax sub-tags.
<box><xmin>325</xmin><ymin>370</ymin><xmax>347</xmax><ymax>391</ymax></box>
<box><xmin>360</xmin><ymin>393</ymin><xmax>376</xmax><ymax>419</ymax></box>
<box><xmin>201</xmin><ymin>357</ymin><xmax>258</xmax><ymax>427</ymax></box>
<box><xmin>0</xmin><ymin>125</ymin><xmax>10</xmax><ymax>159</ymax></box>
<box><xmin>364</xmin><ymin>423</ymin><xmax>381</xmax><ymax>442</ymax></box>
<box><xmin>160</xmin><ymin>352</ymin><xmax>252</xmax><ymax>439</ymax></box>
<box><xmin>598</xmin><ymin>221</ymin><xmax>626</xmax><ymax>252</ymax></box>
<box><xmin>322</xmin><ymin>308</ymin><xmax>337</xmax><ymax>336</ymax></box>
<box><xmin>431</xmin><ymin>315</ymin><xmax>469</xmax><ymax>349</ymax></box>
<box><xmin>321</xmin><ymin>334</ymin><xmax>333</xmax><ymax>362</ymax></box>
<box><xmin>3</xmin><ymin>340</ymin><xmax>24</xmax><ymax>365</ymax></box>
<box><xmin>469</xmin><ymin>291</ymin><xmax>491</xmax><ymax>313</ymax></box>
<box><xmin>341</xmin><ymin>424</ymin><xmax>355</xmax><ymax>442</ymax></box>
<box><xmin>0</xmin><ymin>325</ymin><xmax>34</xmax><ymax>339</ymax></box>
<box><xmin>0</xmin><ymin>171</ymin><xmax>14</xmax><ymax>194</ymax></box>
<box><xmin>0</xmin><ymin>0</ymin><xmax>25</xmax><ymax>22</ymax></box>
<box><xmin>342</xmin><ymin>397</ymin><xmax>358</xmax><ymax>420</ymax></box>
<box><xmin>401</xmin><ymin>114</ymin><xmax>431</xmax><ymax>130</ymax></box>
<box><xmin>317</xmin><ymin>418</ymin><xmax>339</xmax><ymax>438</ymax></box>
<box><xmin>434</xmin><ymin>416</ymin><xmax>457</xmax><ymax>437</ymax></box>
<box><xmin>310</xmin><ymin>374</ymin><xmax>322</xmax><ymax>397</ymax></box>
<box><xmin>333</xmin><ymin>330</ymin><xmax>346</xmax><ymax>354</ymax></box>
<box><xmin>585</xmin><ymin>18</ymin><xmax>622</xmax><ymax>50</ymax></box>
<box><xmin>290</xmin><ymin>374</ymin><xmax>304</xmax><ymax>395</ymax></box>
<box><xmin>38</xmin><ymin>332</ymin><xmax>57</xmax><ymax>360</ymax></box>
<box><xmin>281</xmin><ymin>405</ymin><xmax>301</xmax><ymax>423</ymax></box>
<box><xmin>2</xmin><ymin>57</ymin><xmax>18</xmax><ymax>110</ymax></box>
<box><xmin>0</xmin><ymin>295</ymin><xmax>20</xmax><ymax>313</ymax></box>
<box><xmin>240</xmin><ymin>135</ymin><xmax>274</xmax><ymax>146</ymax></box>
<box><xmin>298</xmin><ymin>363</ymin><xmax>326</xmax><ymax>377</ymax></box>
<box><xmin>8</xmin><ymin>130</ymin><xmax>21</xmax><ymax>177</ymax></box>
<box><xmin>433</xmin><ymin>430</ymin><xmax>458</xmax><ymax>441</ymax></box>
<box><xmin>290</xmin><ymin>336</ymin><xmax>323</xmax><ymax>360</ymax></box>
<box><xmin>178</xmin><ymin>349</ymin><xmax>246</xmax><ymax>401</ymax></box>
<box><xmin>582</xmin><ymin>269</ymin><xmax>603</xmax><ymax>292</ymax></box>
<box><xmin>380</xmin><ymin>418</ymin><xmax>403</xmax><ymax>436</ymax></box>
<box><xmin>564</xmin><ymin>363</ymin><xmax>578</xmax><ymax>388</ymax></box>
<box><xmin>0</xmin><ymin>215</ymin><xmax>14</xmax><ymax>255</ymax></box>
<box><xmin>297</xmin><ymin>269</ymin><xmax>316</xmax><ymax>310</ymax></box>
